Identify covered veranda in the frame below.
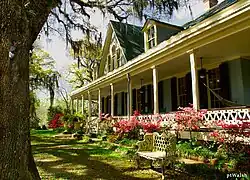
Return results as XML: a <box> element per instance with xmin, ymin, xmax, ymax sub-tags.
<box><xmin>70</xmin><ymin>0</ymin><xmax>250</xmax><ymax>132</ymax></box>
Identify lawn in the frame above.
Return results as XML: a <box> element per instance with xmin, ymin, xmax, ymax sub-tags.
<box><xmin>31</xmin><ymin>130</ymin><xmax>164</xmax><ymax>180</ymax></box>
<box><xmin>31</xmin><ymin>130</ymin><xmax>226</xmax><ymax>180</ymax></box>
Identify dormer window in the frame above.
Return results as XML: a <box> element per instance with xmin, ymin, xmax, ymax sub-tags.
<box><xmin>147</xmin><ymin>26</ymin><xmax>156</xmax><ymax>49</ymax></box>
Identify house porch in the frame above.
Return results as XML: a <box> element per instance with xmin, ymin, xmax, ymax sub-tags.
<box><xmin>70</xmin><ymin>1</ymin><xmax>250</xmax><ymax>133</ymax></box>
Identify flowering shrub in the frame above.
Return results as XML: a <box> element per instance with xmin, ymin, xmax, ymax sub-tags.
<box><xmin>99</xmin><ymin>112</ymin><xmax>111</xmax><ymax>121</ymax></box>
<box><xmin>174</xmin><ymin>104</ymin><xmax>207</xmax><ymax>131</ymax></box>
<box><xmin>113</xmin><ymin>111</ymin><xmax>162</xmax><ymax>139</ymax></box>
<box><xmin>209</xmin><ymin>118</ymin><xmax>250</xmax><ymax>144</ymax></box>
<box><xmin>141</xmin><ymin>120</ymin><xmax>161</xmax><ymax>133</ymax></box>
<box><xmin>48</xmin><ymin>113</ymin><xmax>64</xmax><ymax>129</ymax></box>
<box><xmin>133</xmin><ymin>110</ymin><xmax>141</xmax><ymax>116</ymax></box>
<box><xmin>207</xmin><ymin>117</ymin><xmax>250</xmax><ymax>157</ymax></box>
<box><xmin>113</xmin><ymin>116</ymin><xmax>139</xmax><ymax>134</ymax></box>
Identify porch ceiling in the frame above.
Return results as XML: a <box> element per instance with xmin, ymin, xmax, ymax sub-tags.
<box><xmin>197</xmin><ymin>27</ymin><xmax>250</xmax><ymax>64</ymax></box>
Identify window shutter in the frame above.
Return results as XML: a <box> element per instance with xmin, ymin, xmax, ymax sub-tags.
<box><xmin>198</xmin><ymin>69</ymin><xmax>208</xmax><ymax>109</ymax></box>
<box><xmin>147</xmin><ymin>85</ymin><xmax>152</xmax><ymax>113</ymax></box>
<box><xmin>107</xmin><ymin>96</ymin><xmax>111</xmax><ymax>115</ymax></box>
<box><xmin>124</xmin><ymin>92</ymin><xmax>127</xmax><ymax>115</ymax></box>
<box><xmin>158</xmin><ymin>81</ymin><xmax>164</xmax><ymax>112</ymax></box>
<box><xmin>114</xmin><ymin>94</ymin><xmax>118</xmax><ymax>116</ymax></box>
<box><xmin>139</xmin><ymin>86</ymin><xmax>145</xmax><ymax>114</ymax></box>
<box><xmin>101</xmin><ymin>97</ymin><xmax>105</xmax><ymax>114</ymax></box>
<box><xmin>121</xmin><ymin>92</ymin><xmax>125</xmax><ymax>115</ymax></box>
<box><xmin>185</xmin><ymin>72</ymin><xmax>193</xmax><ymax>107</ymax></box>
<box><xmin>171</xmin><ymin>77</ymin><xmax>178</xmax><ymax>111</ymax></box>
<box><xmin>132</xmin><ymin>89</ymin><xmax>136</xmax><ymax>112</ymax></box>
<box><xmin>219</xmin><ymin>62</ymin><xmax>231</xmax><ymax>102</ymax></box>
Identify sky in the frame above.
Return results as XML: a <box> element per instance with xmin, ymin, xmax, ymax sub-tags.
<box><xmin>38</xmin><ymin>0</ymin><xmax>223</xmax><ymax>98</ymax></box>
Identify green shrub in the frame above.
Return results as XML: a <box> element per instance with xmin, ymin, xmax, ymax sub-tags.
<box><xmin>47</xmin><ymin>106</ymin><xmax>63</xmax><ymax>122</ymax></box>
<box><xmin>119</xmin><ymin>138</ymin><xmax>138</xmax><ymax>146</ymax></box>
<box><xmin>53</xmin><ymin>127</ymin><xmax>65</xmax><ymax>133</ymax></box>
<box><xmin>107</xmin><ymin>134</ymin><xmax>120</xmax><ymax>143</ymax></box>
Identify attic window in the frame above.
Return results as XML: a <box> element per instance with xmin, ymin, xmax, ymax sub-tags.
<box><xmin>111</xmin><ymin>45</ymin><xmax>116</xmax><ymax>71</ymax></box>
<box><xmin>107</xmin><ymin>55</ymin><xmax>111</xmax><ymax>72</ymax></box>
<box><xmin>147</xmin><ymin>26</ymin><xmax>156</xmax><ymax>49</ymax></box>
<box><xmin>116</xmin><ymin>48</ymin><xmax>121</xmax><ymax>68</ymax></box>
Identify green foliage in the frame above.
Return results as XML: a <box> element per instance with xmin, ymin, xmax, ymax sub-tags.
<box><xmin>47</xmin><ymin>105</ymin><xmax>63</xmax><ymax>122</ymax></box>
<box><xmin>53</xmin><ymin>127</ymin><xmax>65</xmax><ymax>133</ymax></box>
<box><xmin>29</xmin><ymin>48</ymin><xmax>61</xmax><ymax>127</ymax></box>
<box><xmin>176</xmin><ymin>139</ymin><xmax>216</xmax><ymax>159</ymax></box>
<box><xmin>62</xmin><ymin>113</ymin><xmax>86</xmax><ymax>125</ymax></box>
<box><xmin>107</xmin><ymin>134</ymin><xmax>122</xmax><ymax>143</ymax></box>
<box><xmin>30</xmin><ymin>91</ymin><xmax>41</xmax><ymax>128</ymax></box>
<box><xmin>118</xmin><ymin>138</ymin><xmax>138</xmax><ymax>147</ymax></box>
<box><xmin>68</xmin><ymin>36</ymin><xmax>102</xmax><ymax>89</ymax></box>
<box><xmin>30</xmin><ymin>48</ymin><xmax>60</xmax><ymax>107</ymax></box>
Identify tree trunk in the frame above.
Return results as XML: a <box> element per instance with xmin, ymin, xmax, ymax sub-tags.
<box><xmin>0</xmin><ymin>1</ymin><xmax>56</xmax><ymax>179</ymax></box>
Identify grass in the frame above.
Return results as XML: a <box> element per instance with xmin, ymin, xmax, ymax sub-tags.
<box><xmin>30</xmin><ymin>129</ymin><xmax>58</xmax><ymax>137</ymax></box>
<box><xmin>31</xmin><ymin>130</ymin><xmax>164</xmax><ymax>180</ymax></box>
<box><xmin>31</xmin><ymin>130</ymin><xmax>231</xmax><ymax>180</ymax></box>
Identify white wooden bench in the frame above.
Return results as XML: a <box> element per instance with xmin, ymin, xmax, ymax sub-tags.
<box><xmin>135</xmin><ymin>132</ymin><xmax>177</xmax><ymax>180</ymax></box>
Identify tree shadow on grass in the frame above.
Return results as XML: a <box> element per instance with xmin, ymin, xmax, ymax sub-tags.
<box><xmin>33</xmin><ymin>135</ymin><xmax>215</xmax><ymax>179</ymax></box>
<box><xmin>32</xmin><ymin>136</ymin><xmax>161</xmax><ymax>180</ymax></box>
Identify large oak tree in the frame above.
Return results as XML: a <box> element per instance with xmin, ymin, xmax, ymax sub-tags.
<box><xmin>0</xmin><ymin>0</ymin><xmax>185</xmax><ymax>179</ymax></box>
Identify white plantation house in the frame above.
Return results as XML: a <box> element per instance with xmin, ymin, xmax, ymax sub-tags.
<box><xmin>70</xmin><ymin>0</ymin><xmax>250</xmax><ymax>134</ymax></box>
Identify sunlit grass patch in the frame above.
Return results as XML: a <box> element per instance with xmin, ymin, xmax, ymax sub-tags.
<box><xmin>31</xmin><ymin>130</ymin><xmax>180</xmax><ymax>180</ymax></box>
<box><xmin>34</xmin><ymin>152</ymin><xmax>62</xmax><ymax>162</ymax></box>
<box><xmin>30</xmin><ymin>129</ymin><xmax>57</xmax><ymax>137</ymax></box>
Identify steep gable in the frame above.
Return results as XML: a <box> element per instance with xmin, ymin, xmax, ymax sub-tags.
<box><xmin>110</xmin><ymin>21</ymin><xmax>144</xmax><ymax>61</ymax></box>
<box><xmin>99</xmin><ymin>21</ymin><xmax>144</xmax><ymax>77</ymax></box>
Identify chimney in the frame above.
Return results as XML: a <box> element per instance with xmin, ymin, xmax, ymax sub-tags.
<box><xmin>203</xmin><ymin>0</ymin><xmax>218</xmax><ymax>11</ymax></box>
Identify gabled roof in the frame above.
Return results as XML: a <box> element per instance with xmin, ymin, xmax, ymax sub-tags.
<box><xmin>110</xmin><ymin>20</ymin><xmax>144</xmax><ymax>61</ymax></box>
<box><xmin>142</xmin><ymin>18</ymin><xmax>183</xmax><ymax>31</ymax></box>
<box><xmin>183</xmin><ymin>0</ymin><xmax>238</xmax><ymax>28</ymax></box>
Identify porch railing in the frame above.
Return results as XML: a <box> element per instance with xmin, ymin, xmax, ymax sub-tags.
<box><xmin>203</xmin><ymin>106</ymin><xmax>250</xmax><ymax>121</ymax></box>
<box><xmin>113</xmin><ymin>107</ymin><xmax>250</xmax><ymax>124</ymax></box>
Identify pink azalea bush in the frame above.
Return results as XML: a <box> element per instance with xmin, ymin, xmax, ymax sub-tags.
<box><xmin>140</xmin><ymin>120</ymin><xmax>161</xmax><ymax>133</ymax></box>
<box><xmin>209</xmin><ymin>118</ymin><xmax>250</xmax><ymax>144</ymax></box>
<box><xmin>48</xmin><ymin>113</ymin><xmax>64</xmax><ymax>129</ymax></box>
<box><xmin>174</xmin><ymin>104</ymin><xmax>207</xmax><ymax>131</ymax></box>
<box><xmin>113</xmin><ymin>111</ymin><xmax>161</xmax><ymax>138</ymax></box>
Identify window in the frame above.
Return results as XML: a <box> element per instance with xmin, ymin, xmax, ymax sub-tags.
<box><xmin>177</xmin><ymin>77</ymin><xmax>188</xmax><ymax>107</ymax></box>
<box><xmin>208</xmin><ymin>68</ymin><xmax>222</xmax><ymax>108</ymax></box>
<box><xmin>111</xmin><ymin>45</ymin><xmax>117</xmax><ymax>71</ymax></box>
<box><xmin>147</xmin><ymin>26</ymin><xmax>156</xmax><ymax>49</ymax></box>
<box><xmin>116</xmin><ymin>48</ymin><xmax>121</xmax><ymax>68</ymax></box>
<box><xmin>107</xmin><ymin>55</ymin><xmax>111</xmax><ymax>72</ymax></box>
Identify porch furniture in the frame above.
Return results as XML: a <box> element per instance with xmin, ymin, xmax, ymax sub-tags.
<box><xmin>135</xmin><ymin>132</ymin><xmax>177</xmax><ymax>180</ymax></box>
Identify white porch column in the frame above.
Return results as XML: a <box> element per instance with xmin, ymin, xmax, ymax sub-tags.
<box><xmin>98</xmin><ymin>89</ymin><xmax>102</xmax><ymax>116</ymax></box>
<box><xmin>81</xmin><ymin>95</ymin><xmax>85</xmax><ymax>114</ymax></box>
<box><xmin>71</xmin><ymin>98</ymin><xmax>74</xmax><ymax>114</ymax></box>
<box><xmin>188</xmin><ymin>50</ymin><xmax>200</xmax><ymax>110</ymax></box>
<box><xmin>110</xmin><ymin>83</ymin><xmax>114</xmax><ymax>117</ymax></box>
<box><xmin>127</xmin><ymin>74</ymin><xmax>132</xmax><ymax>119</ymax></box>
<box><xmin>87</xmin><ymin>91</ymin><xmax>92</xmax><ymax>133</ymax></box>
<box><xmin>76</xmin><ymin>99</ymin><xmax>79</xmax><ymax>113</ymax></box>
<box><xmin>97</xmin><ymin>89</ymin><xmax>101</xmax><ymax>134</ymax></box>
<box><xmin>152</xmin><ymin>66</ymin><xmax>159</xmax><ymax>114</ymax></box>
